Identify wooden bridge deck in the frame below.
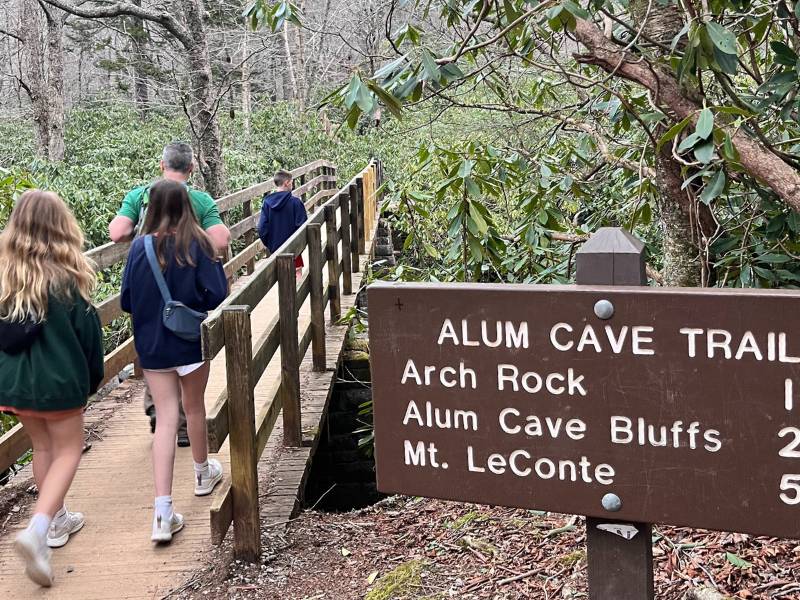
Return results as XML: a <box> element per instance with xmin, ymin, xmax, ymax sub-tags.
<box><xmin>0</xmin><ymin>236</ymin><xmax>372</xmax><ymax>598</ymax></box>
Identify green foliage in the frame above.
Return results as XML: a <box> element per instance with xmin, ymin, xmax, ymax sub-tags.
<box><xmin>303</xmin><ymin>0</ymin><xmax>800</xmax><ymax>289</ymax></box>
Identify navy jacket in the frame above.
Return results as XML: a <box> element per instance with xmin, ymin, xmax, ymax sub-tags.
<box><xmin>121</xmin><ymin>237</ymin><xmax>227</xmax><ymax>369</ymax></box>
<box><xmin>257</xmin><ymin>191</ymin><xmax>308</xmax><ymax>253</ymax></box>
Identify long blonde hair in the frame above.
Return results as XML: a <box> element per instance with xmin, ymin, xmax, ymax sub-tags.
<box><xmin>0</xmin><ymin>190</ymin><xmax>95</xmax><ymax>322</ymax></box>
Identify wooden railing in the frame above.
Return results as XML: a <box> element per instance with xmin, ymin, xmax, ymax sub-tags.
<box><xmin>202</xmin><ymin>160</ymin><xmax>382</xmax><ymax>562</ymax></box>
<box><xmin>0</xmin><ymin>159</ymin><xmax>339</xmax><ymax>477</ymax></box>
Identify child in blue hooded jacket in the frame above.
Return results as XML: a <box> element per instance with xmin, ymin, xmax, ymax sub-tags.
<box><xmin>258</xmin><ymin>170</ymin><xmax>308</xmax><ymax>275</ymax></box>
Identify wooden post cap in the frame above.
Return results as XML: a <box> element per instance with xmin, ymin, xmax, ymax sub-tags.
<box><xmin>575</xmin><ymin>227</ymin><xmax>646</xmax><ymax>286</ymax></box>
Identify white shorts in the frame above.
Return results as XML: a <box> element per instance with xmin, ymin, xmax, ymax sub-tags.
<box><xmin>145</xmin><ymin>362</ymin><xmax>205</xmax><ymax>377</ymax></box>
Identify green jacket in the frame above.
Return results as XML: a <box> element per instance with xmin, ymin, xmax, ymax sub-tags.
<box><xmin>0</xmin><ymin>295</ymin><xmax>104</xmax><ymax>411</ymax></box>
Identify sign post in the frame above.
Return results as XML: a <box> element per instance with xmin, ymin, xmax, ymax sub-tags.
<box><xmin>369</xmin><ymin>232</ymin><xmax>800</xmax><ymax>597</ymax></box>
<box><xmin>576</xmin><ymin>228</ymin><xmax>654</xmax><ymax>600</ymax></box>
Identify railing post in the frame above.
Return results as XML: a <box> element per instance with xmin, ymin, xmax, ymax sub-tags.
<box><xmin>356</xmin><ymin>177</ymin><xmax>366</xmax><ymax>254</ymax></box>
<box><xmin>367</xmin><ymin>163</ymin><xmax>375</xmax><ymax>236</ymax></box>
<box><xmin>340</xmin><ymin>191</ymin><xmax>353</xmax><ymax>295</ymax></box>
<box><xmin>348</xmin><ymin>182</ymin><xmax>360</xmax><ymax>272</ymax></box>
<box><xmin>329</xmin><ymin>166</ymin><xmax>338</xmax><ymax>194</ymax></box>
<box><xmin>243</xmin><ymin>199</ymin><xmax>256</xmax><ymax>275</ymax></box>
<box><xmin>223</xmin><ymin>306</ymin><xmax>260</xmax><ymax>563</ymax></box>
<box><xmin>307</xmin><ymin>224</ymin><xmax>326</xmax><ymax>371</ymax></box>
<box><xmin>277</xmin><ymin>254</ymin><xmax>302</xmax><ymax>447</ymax></box>
<box><xmin>324</xmin><ymin>204</ymin><xmax>342</xmax><ymax>322</ymax></box>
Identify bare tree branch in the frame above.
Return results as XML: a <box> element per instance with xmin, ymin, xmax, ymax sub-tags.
<box><xmin>37</xmin><ymin>0</ymin><xmax>191</xmax><ymax>48</ymax></box>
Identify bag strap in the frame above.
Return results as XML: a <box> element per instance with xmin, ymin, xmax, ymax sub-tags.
<box><xmin>144</xmin><ymin>235</ymin><xmax>173</xmax><ymax>304</ymax></box>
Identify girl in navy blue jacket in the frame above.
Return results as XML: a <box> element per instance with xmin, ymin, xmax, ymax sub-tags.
<box><xmin>121</xmin><ymin>179</ymin><xmax>227</xmax><ymax>543</ymax></box>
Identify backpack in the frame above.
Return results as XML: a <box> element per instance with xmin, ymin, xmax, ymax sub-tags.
<box><xmin>133</xmin><ymin>186</ymin><xmax>151</xmax><ymax>238</ymax></box>
<box><xmin>133</xmin><ymin>182</ymin><xmax>193</xmax><ymax>237</ymax></box>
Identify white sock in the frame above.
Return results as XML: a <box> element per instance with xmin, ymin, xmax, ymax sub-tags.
<box><xmin>154</xmin><ymin>496</ymin><xmax>173</xmax><ymax>520</ymax></box>
<box><xmin>53</xmin><ymin>505</ymin><xmax>67</xmax><ymax>524</ymax></box>
<box><xmin>193</xmin><ymin>460</ymin><xmax>209</xmax><ymax>476</ymax></box>
<box><xmin>28</xmin><ymin>513</ymin><xmax>51</xmax><ymax>541</ymax></box>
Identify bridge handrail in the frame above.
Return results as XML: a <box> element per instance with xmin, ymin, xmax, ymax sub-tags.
<box><xmin>206</xmin><ymin>159</ymin><xmax>383</xmax><ymax>560</ymax></box>
<box><xmin>0</xmin><ymin>159</ymin><xmax>339</xmax><ymax>476</ymax></box>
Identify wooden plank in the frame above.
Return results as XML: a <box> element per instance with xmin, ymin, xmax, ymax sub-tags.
<box><xmin>356</xmin><ymin>177</ymin><xmax>366</xmax><ymax>254</ymax></box>
<box><xmin>87</xmin><ymin>241</ymin><xmax>130</xmax><ymax>271</ymax></box>
<box><xmin>255</xmin><ymin>385</ymin><xmax>282</xmax><ymax>458</ymax></box>
<box><xmin>243</xmin><ymin>200</ymin><xmax>256</xmax><ymax>275</ymax></box>
<box><xmin>210</xmin><ymin>478</ymin><xmax>233</xmax><ymax>545</ymax></box>
<box><xmin>303</xmin><ymin>188</ymin><xmax>336</xmax><ymax>211</ymax></box>
<box><xmin>215</xmin><ymin>160</ymin><xmax>335</xmax><ymax>213</ymax></box>
<box><xmin>307</xmin><ymin>224</ymin><xmax>326</xmax><ymax>370</ymax></box>
<box><xmin>278</xmin><ymin>255</ymin><xmax>302</xmax><ymax>447</ymax></box>
<box><xmin>294</xmin><ymin>173</ymin><xmax>329</xmax><ymax>197</ymax></box>
<box><xmin>296</xmin><ymin>271</ymin><xmax>310</xmax><ymax>307</ymax></box>
<box><xmin>251</xmin><ymin>313</ymin><xmax>281</xmax><ymax>387</ymax></box>
<box><xmin>217</xmin><ymin>181</ymin><xmax>273</xmax><ymax>213</ymax></box>
<box><xmin>206</xmin><ymin>389</ymin><xmax>229</xmax><ymax>454</ymax></box>
<box><xmin>203</xmin><ymin>217</ymin><xmax>311</xmax><ymax>359</ymax></box>
<box><xmin>223</xmin><ymin>307</ymin><xmax>260</xmax><ymax>562</ymax></box>
<box><xmin>206</xmin><ymin>307</ymin><xmax>280</xmax><ymax>454</ymax></box>
<box><xmin>0</xmin><ymin>423</ymin><xmax>31</xmax><ymax>474</ymax></box>
<box><xmin>202</xmin><ymin>259</ymin><xmax>277</xmax><ymax>360</ymax></box>
<box><xmin>229</xmin><ymin>213</ymin><xmax>259</xmax><ymax>241</ymax></box>
<box><xmin>97</xmin><ymin>293</ymin><xmax>123</xmax><ymax>327</ymax></box>
<box><xmin>325</xmin><ymin>205</ymin><xmax>341</xmax><ymax>323</ymax></box>
<box><xmin>298</xmin><ymin>318</ymin><xmax>313</xmax><ymax>359</ymax></box>
<box><xmin>348</xmin><ymin>183</ymin><xmax>360</xmax><ymax>273</ymax></box>
<box><xmin>102</xmin><ymin>337</ymin><xmax>137</xmax><ymax>386</ymax></box>
<box><xmin>339</xmin><ymin>192</ymin><xmax>353</xmax><ymax>295</ymax></box>
<box><xmin>224</xmin><ymin>239</ymin><xmax>262</xmax><ymax>279</ymax></box>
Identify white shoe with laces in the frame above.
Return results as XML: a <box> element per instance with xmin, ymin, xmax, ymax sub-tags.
<box><xmin>14</xmin><ymin>528</ymin><xmax>53</xmax><ymax>587</ymax></box>
<box><xmin>151</xmin><ymin>511</ymin><xmax>184</xmax><ymax>543</ymax></box>
<box><xmin>194</xmin><ymin>458</ymin><xmax>223</xmax><ymax>496</ymax></box>
<box><xmin>47</xmin><ymin>509</ymin><xmax>85</xmax><ymax>548</ymax></box>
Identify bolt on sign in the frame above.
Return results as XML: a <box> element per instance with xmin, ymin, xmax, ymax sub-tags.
<box><xmin>369</xmin><ymin>282</ymin><xmax>800</xmax><ymax>538</ymax></box>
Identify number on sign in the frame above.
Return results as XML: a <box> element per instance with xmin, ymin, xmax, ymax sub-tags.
<box><xmin>780</xmin><ymin>474</ymin><xmax>800</xmax><ymax>505</ymax></box>
<box><xmin>779</xmin><ymin>427</ymin><xmax>800</xmax><ymax>458</ymax></box>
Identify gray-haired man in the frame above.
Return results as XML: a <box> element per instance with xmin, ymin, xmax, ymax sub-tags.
<box><xmin>109</xmin><ymin>141</ymin><xmax>231</xmax><ymax>444</ymax></box>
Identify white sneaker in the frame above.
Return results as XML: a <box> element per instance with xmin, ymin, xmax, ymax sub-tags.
<box><xmin>151</xmin><ymin>511</ymin><xmax>184</xmax><ymax>543</ymax></box>
<box><xmin>194</xmin><ymin>458</ymin><xmax>223</xmax><ymax>496</ymax></box>
<box><xmin>47</xmin><ymin>510</ymin><xmax>85</xmax><ymax>548</ymax></box>
<box><xmin>14</xmin><ymin>528</ymin><xmax>53</xmax><ymax>587</ymax></box>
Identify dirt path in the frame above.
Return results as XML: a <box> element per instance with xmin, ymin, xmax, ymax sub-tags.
<box><xmin>171</xmin><ymin>496</ymin><xmax>800</xmax><ymax>600</ymax></box>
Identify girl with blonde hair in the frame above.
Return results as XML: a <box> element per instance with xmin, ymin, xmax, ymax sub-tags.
<box><xmin>0</xmin><ymin>190</ymin><xmax>103</xmax><ymax>587</ymax></box>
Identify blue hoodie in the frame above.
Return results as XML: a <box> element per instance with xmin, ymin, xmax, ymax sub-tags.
<box><xmin>121</xmin><ymin>237</ymin><xmax>228</xmax><ymax>369</ymax></box>
<box><xmin>257</xmin><ymin>190</ymin><xmax>308</xmax><ymax>253</ymax></box>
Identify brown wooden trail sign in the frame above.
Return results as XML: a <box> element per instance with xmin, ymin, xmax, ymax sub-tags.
<box><xmin>368</xmin><ymin>281</ymin><xmax>800</xmax><ymax>539</ymax></box>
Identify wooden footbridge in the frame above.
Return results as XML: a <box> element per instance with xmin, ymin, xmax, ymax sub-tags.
<box><xmin>0</xmin><ymin>159</ymin><xmax>383</xmax><ymax>598</ymax></box>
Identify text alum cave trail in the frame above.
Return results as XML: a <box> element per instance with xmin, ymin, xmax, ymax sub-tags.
<box><xmin>369</xmin><ymin>283</ymin><xmax>800</xmax><ymax>539</ymax></box>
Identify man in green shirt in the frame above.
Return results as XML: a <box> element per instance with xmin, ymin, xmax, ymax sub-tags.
<box><xmin>109</xmin><ymin>142</ymin><xmax>231</xmax><ymax>444</ymax></box>
<box><xmin>109</xmin><ymin>141</ymin><xmax>231</xmax><ymax>250</ymax></box>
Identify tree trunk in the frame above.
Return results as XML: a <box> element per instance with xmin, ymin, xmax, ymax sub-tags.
<box><xmin>282</xmin><ymin>21</ymin><xmax>298</xmax><ymax>103</ymax></box>
<box><xmin>21</xmin><ymin>0</ymin><xmax>51</xmax><ymax>159</ymax></box>
<box><xmin>241</xmin><ymin>24</ymin><xmax>251</xmax><ymax>136</ymax></box>
<box><xmin>44</xmin><ymin>7</ymin><xmax>65</xmax><ymax>162</ymax></box>
<box><xmin>294</xmin><ymin>0</ymin><xmax>307</xmax><ymax>108</ymax></box>
<box><xmin>628</xmin><ymin>0</ymin><xmax>710</xmax><ymax>286</ymax></box>
<box><xmin>181</xmin><ymin>0</ymin><xmax>226</xmax><ymax>197</ymax></box>
<box><xmin>130</xmin><ymin>0</ymin><xmax>151</xmax><ymax>117</ymax></box>
<box><xmin>656</xmin><ymin>144</ymin><xmax>713</xmax><ymax>286</ymax></box>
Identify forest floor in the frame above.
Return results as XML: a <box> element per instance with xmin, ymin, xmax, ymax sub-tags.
<box><xmin>177</xmin><ymin>495</ymin><xmax>800</xmax><ymax>600</ymax></box>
